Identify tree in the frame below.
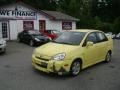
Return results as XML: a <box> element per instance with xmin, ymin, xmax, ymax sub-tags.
<box><xmin>91</xmin><ymin>0</ymin><xmax>120</xmax><ymax>22</ymax></box>
<box><xmin>113</xmin><ymin>17</ymin><xmax>120</xmax><ymax>34</ymax></box>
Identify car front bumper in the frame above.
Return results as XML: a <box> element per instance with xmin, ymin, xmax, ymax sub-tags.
<box><xmin>0</xmin><ymin>44</ymin><xmax>6</xmax><ymax>53</ymax></box>
<box><xmin>32</xmin><ymin>55</ymin><xmax>71</xmax><ymax>75</ymax></box>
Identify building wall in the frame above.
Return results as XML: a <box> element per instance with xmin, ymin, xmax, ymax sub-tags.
<box><xmin>0</xmin><ymin>3</ymin><xmax>77</xmax><ymax>40</ymax></box>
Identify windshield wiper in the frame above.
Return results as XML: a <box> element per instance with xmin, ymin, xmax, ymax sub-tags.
<box><xmin>52</xmin><ymin>41</ymin><xmax>74</xmax><ymax>45</ymax></box>
<box><xmin>60</xmin><ymin>42</ymin><xmax>74</xmax><ymax>45</ymax></box>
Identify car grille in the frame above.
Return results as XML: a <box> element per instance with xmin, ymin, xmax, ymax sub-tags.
<box><xmin>35</xmin><ymin>62</ymin><xmax>48</xmax><ymax>68</ymax></box>
<box><xmin>40</xmin><ymin>39</ymin><xmax>47</xmax><ymax>42</ymax></box>
<box><xmin>35</xmin><ymin>56</ymin><xmax>49</xmax><ymax>61</ymax></box>
<box><xmin>35</xmin><ymin>54</ymin><xmax>51</xmax><ymax>61</ymax></box>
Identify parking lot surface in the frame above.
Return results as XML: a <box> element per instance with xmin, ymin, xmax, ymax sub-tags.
<box><xmin>0</xmin><ymin>40</ymin><xmax>120</xmax><ymax>90</ymax></box>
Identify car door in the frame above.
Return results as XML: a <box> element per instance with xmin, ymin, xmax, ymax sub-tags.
<box><xmin>21</xmin><ymin>31</ymin><xmax>28</xmax><ymax>42</ymax></box>
<box><xmin>82</xmin><ymin>32</ymin><xmax>99</xmax><ymax>66</ymax></box>
<box><xmin>95</xmin><ymin>32</ymin><xmax>109</xmax><ymax>61</ymax></box>
<box><xmin>24</xmin><ymin>33</ymin><xmax>32</xmax><ymax>43</ymax></box>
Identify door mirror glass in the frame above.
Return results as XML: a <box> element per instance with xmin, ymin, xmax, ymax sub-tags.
<box><xmin>86</xmin><ymin>41</ymin><xmax>94</xmax><ymax>47</ymax></box>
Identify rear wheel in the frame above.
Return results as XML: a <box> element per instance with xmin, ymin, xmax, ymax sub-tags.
<box><xmin>105</xmin><ymin>52</ymin><xmax>111</xmax><ymax>63</ymax></box>
<box><xmin>70</xmin><ymin>60</ymin><xmax>81</xmax><ymax>76</ymax></box>
<box><xmin>30</xmin><ymin>40</ymin><xmax>34</xmax><ymax>46</ymax></box>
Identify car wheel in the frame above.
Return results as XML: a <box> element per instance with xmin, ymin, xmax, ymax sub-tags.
<box><xmin>105</xmin><ymin>52</ymin><xmax>111</xmax><ymax>63</ymax></box>
<box><xmin>30</xmin><ymin>40</ymin><xmax>34</xmax><ymax>46</ymax></box>
<box><xmin>17</xmin><ymin>37</ymin><xmax>21</xmax><ymax>42</ymax></box>
<box><xmin>70</xmin><ymin>60</ymin><xmax>81</xmax><ymax>76</ymax></box>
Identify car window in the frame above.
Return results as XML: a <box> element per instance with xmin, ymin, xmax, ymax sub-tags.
<box><xmin>46</xmin><ymin>30</ymin><xmax>51</xmax><ymax>34</ymax></box>
<box><xmin>86</xmin><ymin>33</ymin><xmax>98</xmax><ymax>44</ymax></box>
<box><xmin>96</xmin><ymin>32</ymin><xmax>108</xmax><ymax>42</ymax></box>
<box><xmin>53</xmin><ymin>31</ymin><xmax>86</xmax><ymax>45</ymax></box>
<box><xmin>28</xmin><ymin>30</ymin><xmax>40</xmax><ymax>35</ymax></box>
<box><xmin>23</xmin><ymin>31</ymin><xmax>28</xmax><ymax>34</ymax></box>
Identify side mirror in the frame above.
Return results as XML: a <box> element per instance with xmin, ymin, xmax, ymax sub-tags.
<box><xmin>86</xmin><ymin>41</ymin><xmax>94</xmax><ymax>47</ymax></box>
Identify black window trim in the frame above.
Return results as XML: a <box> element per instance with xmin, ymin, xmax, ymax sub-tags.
<box><xmin>82</xmin><ymin>32</ymin><xmax>98</xmax><ymax>47</ymax></box>
<box><xmin>96</xmin><ymin>32</ymin><xmax>108</xmax><ymax>43</ymax></box>
<box><xmin>82</xmin><ymin>31</ymin><xmax>109</xmax><ymax>47</ymax></box>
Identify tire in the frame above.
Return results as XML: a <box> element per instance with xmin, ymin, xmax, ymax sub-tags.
<box><xmin>70</xmin><ymin>60</ymin><xmax>81</xmax><ymax>76</ymax></box>
<box><xmin>105</xmin><ymin>52</ymin><xmax>111</xmax><ymax>63</ymax></box>
<box><xmin>17</xmin><ymin>37</ymin><xmax>21</xmax><ymax>42</ymax></box>
<box><xmin>30</xmin><ymin>40</ymin><xmax>34</xmax><ymax>46</ymax></box>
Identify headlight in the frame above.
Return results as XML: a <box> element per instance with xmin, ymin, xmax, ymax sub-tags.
<box><xmin>52</xmin><ymin>53</ymin><xmax>66</xmax><ymax>61</ymax></box>
<box><xmin>35</xmin><ymin>38</ymin><xmax>40</xmax><ymax>41</ymax></box>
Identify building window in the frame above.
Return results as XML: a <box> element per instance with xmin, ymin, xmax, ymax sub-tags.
<box><xmin>23</xmin><ymin>21</ymin><xmax>34</xmax><ymax>30</ymax></box>
<box><xmin>62</xmin><ymin>22</ymin><xmax>72</xmax><ymax>30</ymax></box>
<box><xmin>2</xmin><ymin>22</ymin><xmax>8</xmax><ymax>38</ymax></box>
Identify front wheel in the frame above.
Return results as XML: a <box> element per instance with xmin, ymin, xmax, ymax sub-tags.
<box><xmin>105</xmin><ymin>52</ymin><xmax>111</xmax><ymax>63</ymax></box>
<box><xmin>17</xmin><ymin>37</ymin><xmax>21</xmax><ymax>42</ymax></box>
<box><xmin>30</xmin><ymin>40</ymin><xmax>34</xmax><ymax>46</ymax></box>
<box><xmin>70</xmin><ymin>61</ymin><xmax>81</xmax><ymax>76</ymax></box>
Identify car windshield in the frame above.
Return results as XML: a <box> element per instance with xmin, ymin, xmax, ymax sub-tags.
<box><xmin>52</xmin><ymin>30</ymin><xmax>61</xmax><ymax>34</ymax></box>
<box><xmin>53</xmin><ymin>31</ymin><xmax>86</xmax><ymax>45</ymax></box>
<box><xmin>28</xmin><ymin>30</ymin><xmax>42</xmax><ymax>36</ymax></box>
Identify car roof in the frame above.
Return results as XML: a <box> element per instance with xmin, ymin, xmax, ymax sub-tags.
<box><xmin>71</xmin><ymin>29</ymin><xmax>101</xmax><ymax>33</ymax></box>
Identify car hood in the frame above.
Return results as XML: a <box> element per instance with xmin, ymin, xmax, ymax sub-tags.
<box><xmin>33</xmin><ymin>35</ymin><xmax>47</xmax><ymax>39</ymax></box>
<box><xmin>35</xmin><ymin>42</ymin><xmax>78</xmax><ymax>56</ymax></box>
<box><xmin>32</xmin><ymin>35</ymin><xmax>49</xmax><ymax>41</ymax></box>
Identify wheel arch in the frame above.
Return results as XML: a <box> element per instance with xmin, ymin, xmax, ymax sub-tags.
<box><xmin>72</xmin><ymin>58</ymin><xmax>83</xmax><ymax>69</ymax></box>
<box><xmin>108</xmin><ymin>50</ymin><xmax>112</xmax><ymax>55</ymax></box>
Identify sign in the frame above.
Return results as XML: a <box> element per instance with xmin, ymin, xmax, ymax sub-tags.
<box><xmin>0</xmin><ymin>10</ymin><xmax>37</xmax><ymax>20</ymax></box>
<box><xmin>62</xmin><ymin>22</ymin><xmax>72</xmax><ymax>30</ymax></box>
<box><xmin>23</xmin><ymin>21</ymin><xmax>34</xmax><ymax>30</ymax></box>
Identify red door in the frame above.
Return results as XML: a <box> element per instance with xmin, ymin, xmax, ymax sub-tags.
<box><xmin>39</xmin><ymin>20</ymin><xmax>46</xmax><ymax>32</ymax></box>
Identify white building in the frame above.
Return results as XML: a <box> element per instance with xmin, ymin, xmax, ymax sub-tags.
<box><xmin>0</xmin><ymin>2</ymin><xmax>79</xmax><ymax>40</ymax></box>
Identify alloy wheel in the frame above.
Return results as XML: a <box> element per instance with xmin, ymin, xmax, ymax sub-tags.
<box><xmin>71</xmin><ymin>61</ymin><xmax>81</xmax><ymax>76</ymax></box>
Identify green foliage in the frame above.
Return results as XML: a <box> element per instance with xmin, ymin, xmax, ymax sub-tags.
<box><xmin>93</xmin><ymin>16</ymin><xmax>113</xmax><ymax>32</ymax></box>
<box><xmin>113</xmin><ymin>17</ymin><xmax>120</xmax><ymax>34</ymax></box>
<box><xmin>0</xmin><ymin>0</ymin><xmax>120</xmax><ymax>33</ymax></box>
<box><xmin>77</xmin><ymin>16</ymin><xmax>95</xmax><ymax>29</ymax></box>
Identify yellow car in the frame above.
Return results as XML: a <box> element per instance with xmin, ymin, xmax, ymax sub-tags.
<box><xmin>32</xmin><ymin>29</ymin><xmax>113</xmax><ymax>76</ymax></box>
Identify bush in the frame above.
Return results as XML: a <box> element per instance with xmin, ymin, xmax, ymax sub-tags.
<box><xmin>113</xmin><ymin>17</ymin><xmax>120</xmax><ymax>34</ymax></box>
<box><xmin>94</xmin><ymin>16</ymin><xmax>113</xmax><ymax>32</ymax></box>
<box><xmin>77</xmin><ymin>16</ymin><xmax>95</xmax><ymax>29</ymax></box>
